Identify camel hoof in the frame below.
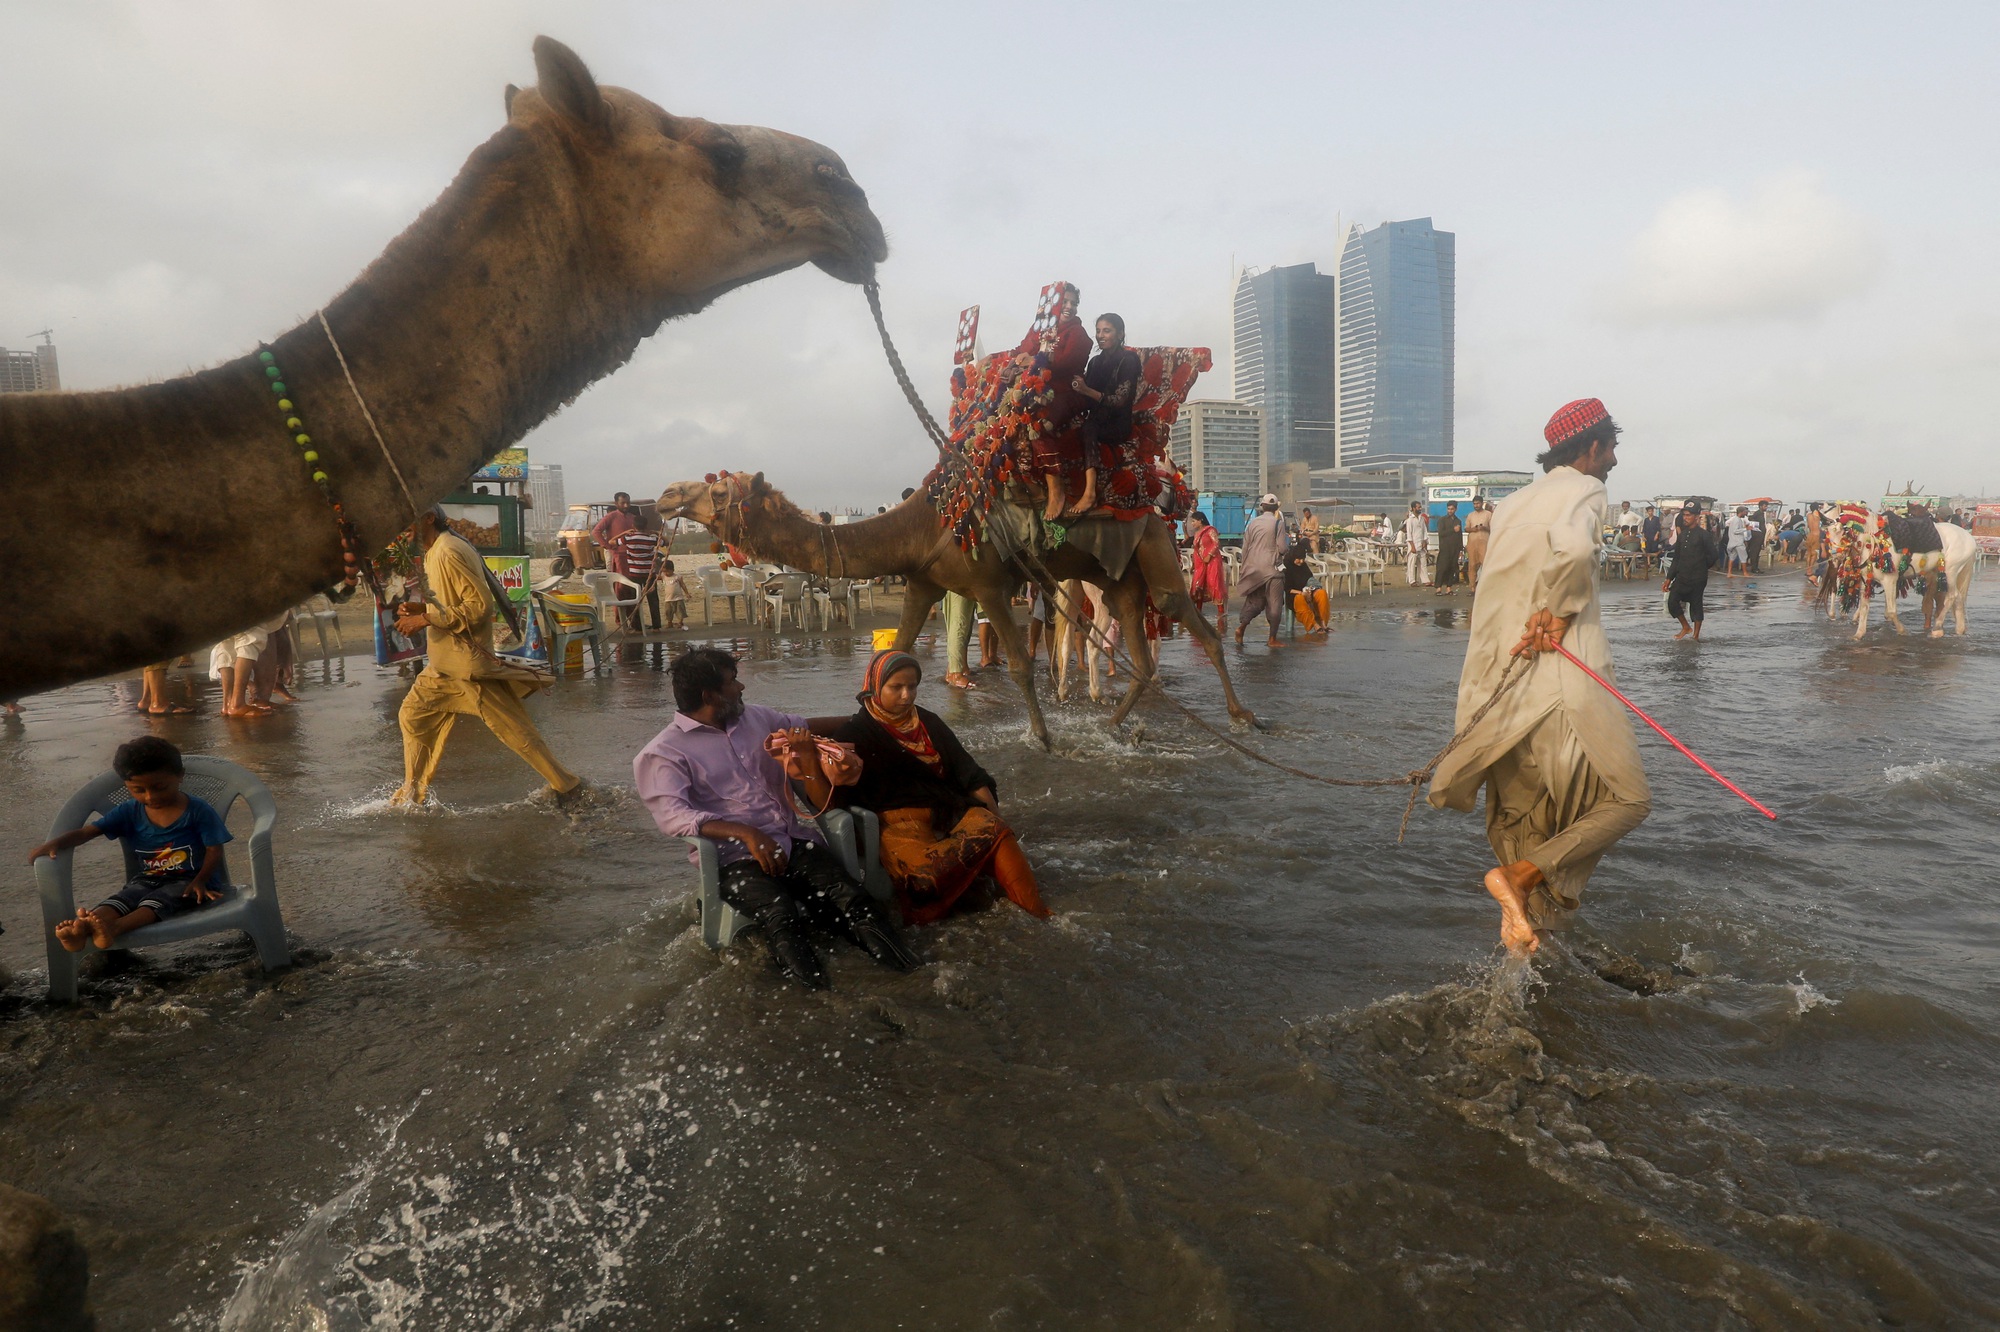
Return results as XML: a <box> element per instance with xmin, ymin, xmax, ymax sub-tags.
<box><xmin>1930</xmin><ymin>629</ymin><xmax>1944</xmax><ymax>639</ymax></box>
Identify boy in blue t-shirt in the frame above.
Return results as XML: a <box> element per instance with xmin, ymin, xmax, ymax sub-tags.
<box><xmin>30</xmin><ymin>737</ymin><xmax>232</xmax><ymax>952</ymax></box>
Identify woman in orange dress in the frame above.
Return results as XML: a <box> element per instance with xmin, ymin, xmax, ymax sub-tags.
<box><xmin>833</xmin><ymin>651</ymin><xmax>1049</xmax><ymax>926</ymax></box>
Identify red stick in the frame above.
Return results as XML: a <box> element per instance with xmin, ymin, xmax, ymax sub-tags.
<box><xmin>1549</xmin><ymin>641</ymin><xmax>1778</xmax><ymax>821</ymax></box>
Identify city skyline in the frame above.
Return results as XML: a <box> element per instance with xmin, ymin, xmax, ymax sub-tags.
<box><xmin>5</xmin><ymin>4</ymin><xmax>1998</xmax><ymax>507</ymax></box>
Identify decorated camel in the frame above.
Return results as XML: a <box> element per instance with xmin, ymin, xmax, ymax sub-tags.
<box><xmin>655</xmin><ymin>474</ymin><xmax>1257</xmax><ymax>746</ymax></box>
<box><xmin>0</xmin><ymin>37</ymin><xmax>886</xmax><ymax>699</ymax></box>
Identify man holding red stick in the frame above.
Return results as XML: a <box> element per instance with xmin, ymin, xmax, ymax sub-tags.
<box><xmin>1427</xmin><ymin>399</ymin><xmax>1650</xmax><ymax>955</ymax></box>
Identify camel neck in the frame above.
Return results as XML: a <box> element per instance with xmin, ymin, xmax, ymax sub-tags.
<box><xmin>260</xmin><ymin>126</ymin><xmax>637</xmax><ymax>547</ymax></box>
<box><xmin>737</xmin><ymin>497</ymin><xmax>939</xmax><ymax>578</ymax></box>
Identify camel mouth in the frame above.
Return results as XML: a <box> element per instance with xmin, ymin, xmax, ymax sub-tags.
<box><xmin>812</xmin><ymin>252</ymin><xmax>878</xmax><ymax>285</ymax></box>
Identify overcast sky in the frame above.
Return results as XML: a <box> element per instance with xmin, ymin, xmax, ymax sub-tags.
<box><xmin>6</xmin><ymin>1</ymin><xmax>1998</xmax><ymax>510</ymax></box>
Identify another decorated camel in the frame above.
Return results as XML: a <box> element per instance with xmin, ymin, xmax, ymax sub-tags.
<box><xmin>0</xmin><ymin>38</ymin><xmax>886</xmax><ymax>699</ymax></box>
<box><xmin>655</xmin><ymin>474</ymin><xmax>1257</xmax><ymax>747</ymax></box>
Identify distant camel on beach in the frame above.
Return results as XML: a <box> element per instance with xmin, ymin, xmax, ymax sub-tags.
<box><xmin>0</xmin><ymin>36</ymin><xmax>886</xmax><ymax>699</ymax></box>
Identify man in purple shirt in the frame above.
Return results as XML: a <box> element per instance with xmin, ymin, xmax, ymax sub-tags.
<box><xmin>634</xmin><ymin>647</ymin><xmax>917</xmax><ymax>990</ymax></box>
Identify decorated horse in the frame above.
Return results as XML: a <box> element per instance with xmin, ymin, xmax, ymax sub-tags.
<box><xmin>1818</xmin><ymin>503</ymin><xmax>1974</xmax><ymax>638</ymax></box>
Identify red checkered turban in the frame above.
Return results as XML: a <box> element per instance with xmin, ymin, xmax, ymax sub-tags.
<box><xmin>1544</xmin><ymin>398</ymin><xmax>1610</xmax><ymax>447</ymax></box>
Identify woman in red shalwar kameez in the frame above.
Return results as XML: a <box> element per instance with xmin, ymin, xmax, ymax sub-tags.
<box><xmin>1007</xmin><ymin>284</ymin><xmax>1094</xmax><ymax>521</ymax></box>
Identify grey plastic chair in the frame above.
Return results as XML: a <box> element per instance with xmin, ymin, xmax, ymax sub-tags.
<box><xmin>682</xmin><ymin>808</ymin><xmax>891</xmax><ymax>950</ymax></box>
<box><xmin>532</xmin><ymin>589</ymin><xmax>606</xmax><ymax>675</ymax></box>
<box><xmin>34</xmin><ymin>755</ymin><xmax>290</xmax><ymax>1003</ymax></box>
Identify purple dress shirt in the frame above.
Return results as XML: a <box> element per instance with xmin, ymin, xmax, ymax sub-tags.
<box><xmin>634</xmin><ymin>703</ymin><xmax>825</xmax><ymax>865</ymax></box>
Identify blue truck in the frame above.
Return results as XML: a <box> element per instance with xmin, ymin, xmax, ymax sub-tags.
<box><xmin>1195</xmin><ymin>493</ymin><xmax>1250</xmax><ymax>544</ymax></box>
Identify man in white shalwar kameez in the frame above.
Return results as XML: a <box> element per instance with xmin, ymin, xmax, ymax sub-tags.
<box><xmin>1427</xmin><ymin>399</ymin><xmax>1649</xmax><ymax>954</ymax></box>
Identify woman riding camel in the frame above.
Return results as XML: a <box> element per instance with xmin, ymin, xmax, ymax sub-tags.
<box><xmin>832</xmin><ymin>651</ymin><xmax>1050</xmax><ymax>926</ymax></box>
<box><xmin>1004</xmin><ymin>284</ymin><xmax>1093</xmax><ymax>521</ymax></box>
<box><xmin>1068</xmin><ymin>311</ymin><xmax>1143</xmax><ymax>519</ymax></box>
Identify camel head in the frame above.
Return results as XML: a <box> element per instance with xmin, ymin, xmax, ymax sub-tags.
<box><xmin>504</xmin><ymin>37</ymin><xmax>888</xmax><ymax>305</ymax></box>
<box><xmin>657</xmin><ymin>471</ymin><xmax>788</xmax><ymax>541</ymax></box>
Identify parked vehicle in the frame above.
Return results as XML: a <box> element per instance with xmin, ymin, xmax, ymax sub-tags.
<box><xmin>1195</xmin><ymin>493</ymin><xmax>1250</xmax><ymax>545</ymax></box>
<box><xmin>550</xmin><ymin>499</ymin><xmax>662</xmax><ymax>576</ymax></box>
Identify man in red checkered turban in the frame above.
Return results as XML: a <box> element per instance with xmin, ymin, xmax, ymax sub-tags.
<box><xmin>1425</xmin><ymin>398</ymin><xmax>1649</xmax><ymax>955</ymax></box>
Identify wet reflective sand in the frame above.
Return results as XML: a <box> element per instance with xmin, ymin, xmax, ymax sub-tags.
<box><xmin>4</xmin><ymin>573</ymin><xmax>1998</xmax><ymax>1329</ymax></box>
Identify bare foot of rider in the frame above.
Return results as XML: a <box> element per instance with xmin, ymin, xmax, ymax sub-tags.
<box><xmin>1063</xmin><ymin>472</ymin><xmax>1098</xmax><ymax>519</ymax></box>
<box><xmin>1482</xmin><ymin>861</ymin><xmax>1542</xmax><ymax>955</ymax></box>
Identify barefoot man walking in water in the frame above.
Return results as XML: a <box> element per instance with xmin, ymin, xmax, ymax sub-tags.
<box><xmin>1426</xmin><ymin>400</ymin><xmax>1650</xmax><ymax>954</ymax></box>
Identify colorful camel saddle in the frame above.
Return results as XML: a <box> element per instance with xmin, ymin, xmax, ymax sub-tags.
<box><xmin>927</xmin><ymin>339</ymin><xmax>1207</xmax><ymax>551</ymax></box>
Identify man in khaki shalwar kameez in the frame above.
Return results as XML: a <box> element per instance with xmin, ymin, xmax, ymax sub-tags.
<box><xmin>1427</xmin><ymin>399</ymin><xmax>1649</xmax><ymax>954</ymax></box>
<box><xmin>392</xmin><ymin>509</ymin><xmax>582</xmax><ymax>806</ymax></box>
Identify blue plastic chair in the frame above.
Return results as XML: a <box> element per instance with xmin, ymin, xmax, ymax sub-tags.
<box><xmin>34</xmin><ymin>755</ymin><xmax>290</xmax><ymax>1003</ymax></box>
<box><xmin>683</xmin><ymin>807</ymin><xmax>891</xmax><ymax>950</ymax></box>
<box><xmin>531</xmin><ymin>588</ymin><xmax>606</xmax><ymax>676</ymax></box>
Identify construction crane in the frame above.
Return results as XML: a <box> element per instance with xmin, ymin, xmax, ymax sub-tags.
<box><xmin>23</xmin><ymin>329</ymin><xmax>54</xmax><ymax>345</ymax></box>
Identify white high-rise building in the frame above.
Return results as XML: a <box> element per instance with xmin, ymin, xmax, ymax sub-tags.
<box><xmin>0</xmin><ymin>340</ymin><xmax>60</xmax><ymax>393</ymax></box>
<box><xmin>1170</xmin><ymin>400</ymin><xmax>1265</xmax><ymax>496</ymax></box>
<box><xmin>525</xmin><ymin>463</ymin><xmax>566</xmax><ymax>538</ymax></box>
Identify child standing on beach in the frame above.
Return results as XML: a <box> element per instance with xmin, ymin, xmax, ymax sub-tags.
<box><xmin>661</xmin><ymin>558</ymin><xmax>688</xmax><ymax>629</ymax></box>
<box><xmin>30</xmin><ymin>737</ymin><xmax>231</xmax><ymax>951</ymax></box>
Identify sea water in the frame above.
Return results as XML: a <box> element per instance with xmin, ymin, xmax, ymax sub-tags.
<box><xmin>2</xmin><ymin>578</ymin><xmax>1998</xmax><ymax>1328</ymax></box>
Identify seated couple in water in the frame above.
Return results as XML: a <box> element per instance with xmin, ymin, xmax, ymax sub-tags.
<box><xmin>635</xmin><ymin>647</ymin><xmax>1047</xmax><ymax>991</ymax></box>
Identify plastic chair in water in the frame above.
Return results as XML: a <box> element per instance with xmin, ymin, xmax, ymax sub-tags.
<box><xmin>34</xmin><ymin>756</ymin><xmax>289</xmax><ymax>1003</ymax></box>
<box><xmin>531</xmin><ymin>589</ymin><xmax>606</xmax><ymax>675</ymax></box>
<box><xmin>682</xmin><ymin>808</ymin><xmax>892</xmax><ymax>949</ymax></box>
<box><xmin>292</xmin><ymin>594</ymin><xmax>345</xmax><ymax>661</ymax></box>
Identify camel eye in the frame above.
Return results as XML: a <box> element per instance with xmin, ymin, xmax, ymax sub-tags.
<box><xmin>816</xmin><ymin>163</ymin><xmax>838</xmax><ymax>178</ymax></box>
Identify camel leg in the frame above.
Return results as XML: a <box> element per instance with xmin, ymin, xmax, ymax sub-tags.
<box><xmin>1103</xmin><ymin>577</ymin><xmax>1156</xmax><ymax>730</ymax></box>
<box><xmin>1131</xmin><ymin>525</ymin><xmax>1259</xmax><ymax>728</ymax></box>
<box><xmin>1088</xmin><ymin>584</ymin><xmax>1111</xmax><ymax>704</ymax></box>
<box><xmin>1052</xmin><ymin>580</ymin><xmax>1078</xmax><ymax>703</ymax></box>
<box><xmin>895</xmin><ymin>575</ymin><xmax>942</xmax><ymax>652</ymax></box>
<box><xmin>978</xmin><ymin>587</ymin><xmax>1049</xmax><ymax>748</ymax></box>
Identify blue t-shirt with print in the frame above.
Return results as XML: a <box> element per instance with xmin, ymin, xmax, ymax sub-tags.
<box><xmin>96</xmin><ymin>796</ymin><xmax>232</xmax><ymax>882</ymax></box>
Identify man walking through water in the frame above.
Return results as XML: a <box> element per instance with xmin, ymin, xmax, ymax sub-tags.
<box><xmin>1426</xmin><ymin>399</ymin><xmax>1649</xmax><ymax>955</ymax></box>
<box><xmin>392</xmin><ymin>507</ymin><xmax>585</xmax><ymax>808</ymax></box>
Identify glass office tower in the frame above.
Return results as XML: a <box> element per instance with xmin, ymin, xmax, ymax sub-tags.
<box><xmin>1336</xmin><ymin>218</ymin><xmax>1454</xmax><ymax>470</ymax></box>
<box><xmin>1231</xmin><ymin>263</ymin><xmax>1338</xmax><ymax>470</ymax></box>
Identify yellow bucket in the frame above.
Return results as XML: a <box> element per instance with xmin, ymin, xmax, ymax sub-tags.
<box><xmin>871</xmin><ymin>628</ymin><xmax>899</xmax><ymax>651</ymax></box>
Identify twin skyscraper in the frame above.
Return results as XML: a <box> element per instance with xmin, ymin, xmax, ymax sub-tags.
<box><xmin>1177</xmin><ymin>218</ymin><xmax>1453</xmax><ymax>507</ymax></box>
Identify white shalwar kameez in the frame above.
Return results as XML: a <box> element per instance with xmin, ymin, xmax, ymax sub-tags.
<box><xmin>1427</xmin><ymin>465</ymin><xmax>1649</xmax><ymax>924</ymax></box>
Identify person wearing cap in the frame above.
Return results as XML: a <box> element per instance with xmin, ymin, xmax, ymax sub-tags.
<box><xmin>1234</xmin><ymin>495</ymin><xmax>1287</xmax><ymax>648</ymax></box>
<box><xmin>1426</xmin><ymin>399</ymin><xmax>1650</xmax><ymax>955</ymax></box>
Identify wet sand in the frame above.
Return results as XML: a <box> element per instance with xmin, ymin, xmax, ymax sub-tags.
<box><xmin>4</xmin><ymin>564</ymin><xmax>1994</xmax><ymax>1329</ymax></box>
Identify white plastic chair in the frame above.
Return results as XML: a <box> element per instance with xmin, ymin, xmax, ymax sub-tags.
<box><xmin>682</xmin><ymin>808</ymin><xmax>891</xmax><ymax>949</ymax></box>
<box><xmin>822</xmin><ymin>579</ymin><xmax>859</xmax><ymax>628</ymax></box>
<box><xmin>292</xmin><ymin>594</ymin><xmax>344</xmax><ymax>661</ymax></box>
<box><xmin>763</xmin><ymin>573</ymin><xmax>816</xmax><ymax>631</ymax></box>
<box><xmin>34</xmin><ymin>756</ymin><xmax>289</xmax><ymax>1003</ymax></box>
<box><xmin>698</xmin><ymin>566</ymin><xmax>748</xmax><ymax>625</ymax></box>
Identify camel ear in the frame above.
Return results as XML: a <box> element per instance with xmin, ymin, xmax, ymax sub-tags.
<box><xmin>532</xmin><ymin>36</ymin><xmax>607</xmax><ymax>133</ymax></box>
<box><xmin>751</xmin><ymin>472</ymin><xmax>768</xmax><ymax>495</ymax></box>
<box><xmin>504</xmin><ymin>83</ymin><xmax>520</xmax><ymax>117</ymax></box>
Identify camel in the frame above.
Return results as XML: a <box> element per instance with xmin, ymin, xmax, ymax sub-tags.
<box><xmin>656</xmin><ymin>474</ymin><xmax>1258</xmax><ymax>746</ymax></box>
<box><xmin>0</xmin><ymin>37</ymin><xmax>886</xmax><ymax>699</ymax></box>
<box><xmin>1852</xmin><ymin>517</ymin><xmax>1975</xmax><ymax>639</ymax></box>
